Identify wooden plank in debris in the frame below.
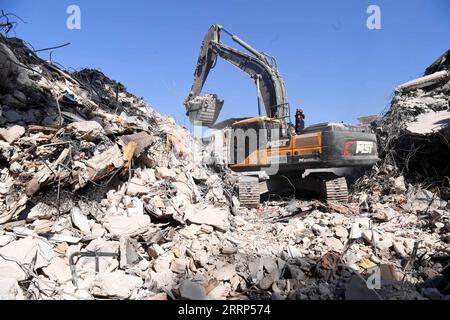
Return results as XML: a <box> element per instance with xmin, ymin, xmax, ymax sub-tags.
<box><xmin>123</xmin><ymin>142</ymin><xmax>137</xmax><ymax>163</ymax></box>
<box><xmin>85</xmin><ymin>144</ymin><xmax>124</xmax><ymax>180</ymax></box>
<box><xmin>117</xmin><ymin>132</ymin><xmax>153</xmax><ymax>158</ymax></box>
<box><xmin>28</xmin><ymin>125</ymin><xmax>59</xmax><ymax>133</ymax></box>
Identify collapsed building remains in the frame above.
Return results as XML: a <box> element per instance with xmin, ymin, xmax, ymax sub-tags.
<box><xmin>0</xmin><ymin>31</ymin><xmax>449</xmax><ymax>300</ymax></box>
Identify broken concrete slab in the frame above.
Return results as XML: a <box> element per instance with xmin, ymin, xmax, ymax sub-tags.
<box><xmin>117</xmin><ymin>132</ymin><xmax>153</xmax><ymax>158</ymax></box>
<box><xmin>149</xmin><ymin>270</ymin><xmax>176</xmax><ymax>291</ymax></box>
<box><xmin>27</xmin><ymin>202</ymin><xmax>58</xmax><ymax>221</ymax></box>
<box><xmin>396</xmin><ymin>70</ymin><xmax>450</xmax><ymax>92</ymax></box>
<box><xmin>126</xmin><ymin>177</ymin><xmax>150</xmax><ymax>196</ymax></box>
<box><xmin>206</xmin><ymin>283</ymin><xmax>229</xmax><ymax>300</ymax></box>
<box><xmin>0</xmin><ymin>236</ymin><xmax>53</xmax><ymax>281</ymax></box>
<box><xmin>0</xmin><ymin>277</ymin><xmax>24</xmax><ymax>300</ymax></box>
<box><xmin>325</xmin><ymin>237</ymin><xmax>344</xmax><ymax>251</ymax></box>
<box><xmin>119</xmin><ymin>236</ymin><xmax>141</xmax><ymax>269</ymax></box>
<box><xmin>148</xmin><ymin>243</ymin><xmax>165</xmax><ymax>259</ymax></box>
<box><xmin>170</xmin><ymin>258</ymin><xmax>189</xmax><ymax>274</ymax></box>
<box><xmin>155</xmin><ymin>166</ymin><xmax>176</xmax><ymax>180</ymax></box>
<box><xmin>89</xmin><ymin>270</ymin><xmax>143</xmax><ymax>299</ymax></box>
<box><xmin>76</xmin><ymin>238</ymin><xmax>118</xmax><ymax>274</ymax></box>
<box><xmin>103</xmin><ymin>215</ymin><xmax>151</xmax><ymax>237</ymax></box>
<box><xmin>184</xmin><ymin>204</ymin><xmax>230</xmax><ymax>231</ymax></box>
<box><xmin>214</xmin><ymin>263</ymin><xmax>236</xmax><ymax>281</ymax></box>
<box><xmin>0</xmin><ymin>125</ymin><xmax>25</xmax><ymax>144</ymax></box>
<box><xmin>71</xmin><ymin>207</ymin><xmax>91</xmax><ymax>234</ymax></box>
<box><xmin>179</xmin><ymin>280</ymin><xmax>207</xmax><ymax>300</ymax></box>
<box><xmin>334</xmin><ymin>226</ymin><xmax>349</xmax><ymax>240</ymax></box>
<box><xmin>42</xmin><ymin>257</ymin><xmax>72</xmax><ymax>284</ymax></box>
<box><xmin>74</xmin><ymin>144</ymin><xmax>124</xmax><ymax>189</ymax></box>
<box><xmin>124</xmin><ymin>197</ymin><xmax>144</xmax><ymax>216</ymax></box>
<box><xmin>0</xmin><ymin>234</ymin><xmax>16</xmax><ymax>247</ymax></box>
<box><xmin>66</xmin><ymin>121</ymin><xmax>105</xmax><ymax>142</ymax></box>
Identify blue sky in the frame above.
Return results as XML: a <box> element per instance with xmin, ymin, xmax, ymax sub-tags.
<box><xmin>3</xmin><ymin>1</ymin><xmax>450</xmax><ymax>131</ymax></box>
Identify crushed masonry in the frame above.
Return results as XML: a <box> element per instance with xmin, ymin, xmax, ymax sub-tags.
<box><xmin>0</xmin><ymin>32</ymin><xmax>449</xmax><ymax>300</ymax></box>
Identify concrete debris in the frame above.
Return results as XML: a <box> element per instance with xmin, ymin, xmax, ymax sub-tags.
<box><xmin>179</xmin><ymin>280</ymin><xmax>207</xmax><ymax>300</ymax></box>
<box><xmin>184</xmin><ymin>204</ymin><xmax>230</xmax><ymax>231</ymax></box>
<box><xmin>66</xmin><ymin>121</ymin><xmax>105</xmax><ymax>142</ymax></box>
<box><xmin>0</xmin><ymin>125</ymin><xmax>25</xmax><ymax>144</ymax></box>
<box><xmin>76</xmin><ymin>238</ymin><xmax>118</xmax><ymax>274</ymax></box>
<box><xmin>103</xmin><ymin>215</ymin><xmax>151</xmax><ymax>237</ymax></box>
<box><xmin>27</xmin><ymin>202</ymin><xmax>58</xmax><ymax>221</ymax></box>
<box><xmin>42</xmin><ymin>257</ymin><xmax>72</xmax><ymax>284</ymax></box>
<box><xmin>396</xmin><ymin>70</ymin><xmax>450</xmax><ymax>92</ymax></box>
<box><xmin>0</xmin><ymin>236</ymin><xmax>53</xmax><ymax>281</ymax></box>
<box><xmin>89</xmin><ymin>270</ymin><xmax>143</xmax><ymax>299</ymax></box>
<box><xmin>0</xmin><ymin>34</ymin><xmax>449</xmax><ymax>300</ymax></box>
<box><xmin>71</xmin><ymin>207</ymin><xmax>91</xmax><ymax>234</ymax></box>
<box><xmin>0</xmin><ymin>277</ymin><xmax>24</xmax><ymax>300</ymax></box>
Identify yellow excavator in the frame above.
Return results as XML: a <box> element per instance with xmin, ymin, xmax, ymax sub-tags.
<box><xmin>184</xmin><ymin>24</ymin><xmax>378</xmax><ymax>207</ymax></box>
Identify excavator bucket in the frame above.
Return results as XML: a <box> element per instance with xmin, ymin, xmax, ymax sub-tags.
<box><xmin>185</xmin><ymin>93</ymin><xmax>224</xmax><ymax>127</ymax></box>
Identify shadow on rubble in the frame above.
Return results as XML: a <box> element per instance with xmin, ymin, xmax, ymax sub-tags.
<box><xmin>163</xmin><ymin>246</ymin><xmax>441</xmax><ymax>300</ymax></box>
<box><xmin>258</xmin><ymin>167</ymin><xmax>369</xmax><ymax>203</ymax></box>
<box><xmin>18</xmin><ymin>171</ymin><xmax>129</xmax><ymax>220</ymax></box>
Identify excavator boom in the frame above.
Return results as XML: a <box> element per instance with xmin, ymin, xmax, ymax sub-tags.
<box><xmin>184</xmin><ymin>24</ymin><xmax>289</xmax><ymax>127</ymax></box>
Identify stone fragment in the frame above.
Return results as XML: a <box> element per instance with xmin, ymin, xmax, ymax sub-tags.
<box><xmin>170</xmin><ymin>258</ymin><xmax>189</xmax><ymax>274</ymax></box>
<box><xmin>155</xmin><ymin>166</ymin><xmax>176</xmax><ymax>180</ymax></box>
<box><xmin>0</xmin><ymin>278</ymin><xmax>24</xmax><ymax>300</ymax></box>
<box><xmin>325</xmin><ymin>237</ymin><xmax>344</xmax><ymax>251</ymax></box>
<box><xmin>184</xmin><ymin>204</ymin><xmax>229</xmax><ymax>231</ymax></box>
<box><xmin>90</xmin><ymin>270</ymin><xmax>142</xmax><ymax>299</ymax></box>
<box><xmin>71</xmin><ymin>207</ymin><xmax>91</xmax><ymax>234</ymax></box>
<box><xmin>42</xmin><ymin>257</ymin><xmax>72</xmax><ymax>284</ymax></box>
<box><xmin>334</xmin><ymin>226</ymin><xmax>349</xmax><ymax>239</ymax></box>
<box><xmin>214</xmin><ymin>263</ymin><xmax>236</xmax><ymax>281</ymax></box>
<box><xmin>0</xmin><ymin>236</ymin><xmax>53</xmax><ymax>281</ymax></box>
<box><xmin>179</xmin><ymin>280</ymin><xmax>207</xmax><ymax>300</ymax></box>
<box><xmin>126</xmin><ymin>177</ymin><xmax>150</xmax><ymax>196</ymax></box>
<box><xmin>66</xmin><ymin>121</ymin><xmax>105</xmax><ymax>141</ymax></box>
<box><xmin>27</xmin><ymin>203</ymin><xmax>58</xmax><ymax>221</ymax></box>
<box><xmin>103</xmin><ymin>215</ymin><xmax>150</xmax><ymax>237</ymax></box>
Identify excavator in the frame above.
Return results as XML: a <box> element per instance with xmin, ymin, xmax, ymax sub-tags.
<box><xmin>184</xmin><ymin>24</ymin><xmax>379</xmax><ymax>207</ymax></box>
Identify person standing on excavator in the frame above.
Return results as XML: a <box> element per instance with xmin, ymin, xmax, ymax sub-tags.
<box><xmin>295</xmin><ymin>108</ymin><xmax>305</xmax><ymax>134</ymax></box>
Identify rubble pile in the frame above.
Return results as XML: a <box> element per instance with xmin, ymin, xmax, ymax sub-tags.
<box><xmin>0</xmin><ymin>32</ymin><xmax>449</xmax><ymax>300</ymax></box>
<box><xmin>0</xmin><ymin>35</ymin><xmax>237</xmax><ymax>300</ymax></box>
<box><xmin>349</xmin><ymin>51</ymin><xmax>450</xmax><ymax>298</ymax></box>
<box><xmin>353</xmin><ymin>50</ymin><xmax>450</xmax><ymax>209</ymax></box>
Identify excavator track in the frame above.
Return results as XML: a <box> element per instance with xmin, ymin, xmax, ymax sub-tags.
<box><xmin>238</xmin><ymin>178</ymin><xmax>261</xmax><ymax>208</ymax></box>
<box><xmin>323</xmin><ymin>177</ymin><xmax>348</xmax><ymax>202</ymax></box>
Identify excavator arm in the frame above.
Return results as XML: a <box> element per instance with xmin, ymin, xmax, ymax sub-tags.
<box><xmin>184</xmin><ymin>24</ymin><xmax>290</xmax><ymax>127</ymax></box>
